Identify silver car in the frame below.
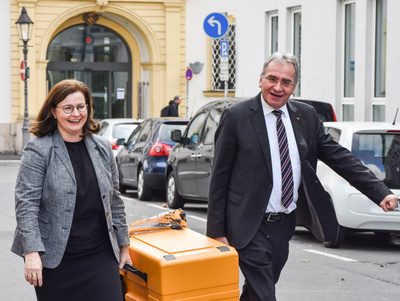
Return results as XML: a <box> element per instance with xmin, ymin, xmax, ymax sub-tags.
<box><xmin>98</xmin><ymin>118</ymin><xmax>143</xmax><ymax>156</ymax></box>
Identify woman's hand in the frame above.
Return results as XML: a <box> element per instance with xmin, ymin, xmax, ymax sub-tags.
<box><xmin>25</xmin><ymin>252</ymin><xmax>43</xmax><ymax>287</ymax></box>
<box><xmin>119</xmin><ymin>246</ymin><xmax>133</xmax><ymax>271</ymax></box>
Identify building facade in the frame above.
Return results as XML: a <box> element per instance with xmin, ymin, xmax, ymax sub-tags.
<box><xmin>2</xmin><ymin>0</ymin><xmax>399</xmax><ymax>153</ymax></box>
<box><xmin>5</xmin><ymin>0</ymin><xmax>188</xmax><ymax>153</ymax></box>
<box><xmin>235</xmin><ymin>0</ymin><xmax>400</xmax><ymax>123</ymax></box>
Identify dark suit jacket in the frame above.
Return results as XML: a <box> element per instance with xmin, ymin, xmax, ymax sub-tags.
<box><xmin>206</xmin><ymin>93</ymin><xmax>392</xmax><ymax>249</ymax></box>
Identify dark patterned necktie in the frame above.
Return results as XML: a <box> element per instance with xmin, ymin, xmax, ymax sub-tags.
<box><xmin>272</xmin><ymin>110</ymin><xmax>294</xmax><ymax>208</ymax></box>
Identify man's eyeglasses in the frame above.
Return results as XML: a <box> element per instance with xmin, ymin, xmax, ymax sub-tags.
<box><xmin>261</xmin><ymin>75</ymin><xmax>296</xmax><ymax>88</ymax></box>
<box><xmin>57</xmin><ymin>103</ymin><xmax>88</xmax><ymax>114</ymax></box>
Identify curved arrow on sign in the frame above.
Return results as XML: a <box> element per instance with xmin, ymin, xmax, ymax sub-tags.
<box><xmin>207</xmin><ymin>16</ymin><xmax>221</xmax><ymax>36</ymax></box>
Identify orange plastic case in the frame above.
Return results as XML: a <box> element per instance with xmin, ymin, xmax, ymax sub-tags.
<box><xmin>121</xmin><ymin>227</ymin><xmax>239</xmax><ymax>301</ymax></box>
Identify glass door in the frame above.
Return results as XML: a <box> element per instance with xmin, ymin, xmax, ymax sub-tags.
<box><xmin>111</xmin><ymin>71</ymin><xmax>129</xmax><ymax>118</ymax></box>
<box><xmin>46</xmin><ymin>24</ymin><xmax>132</xmax><ymax>120</ymax></box>
<box><xmin>90</xmin><ymin>71</ymin><xmax>108</xmax><ymax>119</ymax></box>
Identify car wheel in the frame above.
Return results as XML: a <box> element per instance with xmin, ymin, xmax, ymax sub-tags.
<box><xmin>166</xmin><ymin>171</ymin><xmax>185</xmax><ymax>209</ymax></box>
<box><xmin>137</xmin><ymin>167</ymin><xmax>153</xmax><ymax>200</ymax></box>
<box><xmin>323</xmin><ymin>225</ymin><xmax>346</xmax><ymax>248</ymax></box>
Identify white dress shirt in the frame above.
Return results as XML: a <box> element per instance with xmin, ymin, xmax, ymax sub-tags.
<box><xmin>261</xmin><ymin>97</ymin><xmax>301</xmax><ymax>214</ymax></box>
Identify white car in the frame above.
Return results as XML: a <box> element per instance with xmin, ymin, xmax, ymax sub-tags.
<box><xmin>98</xmin><ymin>118</ymin><xmax>143</xmax><ymax>156</ymax></box>
<box><xmin>317</xmin><ymin>122</ymin><xmax>400</xmax><ymax>247</ymax></box>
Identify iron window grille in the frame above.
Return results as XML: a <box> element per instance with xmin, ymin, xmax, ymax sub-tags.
<box><xmin>211</xmin><ymin>24</ymin><xmax>236</xmax><ymax>91</ymax></box>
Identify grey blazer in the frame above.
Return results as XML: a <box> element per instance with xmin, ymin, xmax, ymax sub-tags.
<box><xmin>11</xmin><ymin>131</ymin><xmax>130</xmax><ymax>268</ymax></box>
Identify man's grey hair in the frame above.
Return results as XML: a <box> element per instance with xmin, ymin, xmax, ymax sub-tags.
<box><xmin>261</xmin><ymin>52</ymin><xmax>299</xmax><ymax>83</ymax></box>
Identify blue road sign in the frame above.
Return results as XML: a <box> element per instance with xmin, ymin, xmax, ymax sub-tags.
<box><xmin>220</xmin><ymin>40</ymin><xmax>229</xmax><ymax>57</ymax></box>
<box><xmin>203</xmin><ymin>13</ymin><xmax>229</xmax><ymax>39</ymax></box>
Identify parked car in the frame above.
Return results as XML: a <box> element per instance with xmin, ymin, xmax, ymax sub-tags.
<box><xmin>292</xmin><ymin>98</ymin><xmax>337</xmax><ymax>122</ymax></box>
<box><xmin>317</xmin><ymin>122</ymin><xmax>400</xmax><ymax>247</ymax></box>
<box><xmin>116</xmin><ymin>117</ymin><xmax>189</xmax><ymax>200</ymax></box>
<box><xmin>165</xmin><ymin>98</ymin><xmax>244</xmax><ymax>209</ymax></box>
<box><xmin>98</xmin><ymin>118</ymin><xmax>143</xmax><ymax>156</ymax></box>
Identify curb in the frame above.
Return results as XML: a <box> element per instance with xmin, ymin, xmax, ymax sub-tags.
<box><xmin>0</xmin><ymin>160</ymin><xmax>20</xmax><ymax>166</ymax></box>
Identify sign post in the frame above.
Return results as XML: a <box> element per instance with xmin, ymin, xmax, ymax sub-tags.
<box><xmin>185</xmin><ymin>68</ymin><xmax>193</xmax><ymax>117</ymax></box>
<box><xmin>204</xmin><ymin>13</ymin><xmax>229</xmax><ymax>98</ymax></box>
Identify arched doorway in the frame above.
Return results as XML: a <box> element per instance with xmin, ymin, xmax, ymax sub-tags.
<box><xmin>46</xmin><ymin>24</ymin><xmax>132</xmax><ymax>120</ymax></box>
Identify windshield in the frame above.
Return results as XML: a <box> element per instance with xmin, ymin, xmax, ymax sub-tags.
<box><xmin>158</xmin><ymin>123</ymin><xmax>188</xmax><ymax>142</ymax></box>
<box><xmin>352</xmin><ymin>133</ymin><xmax>400</xmax><ymax>189</ymax></box>
<box><xmin>113</xmin><ymin>123</ymin><xmax>139</xmax><ymax>140</ymax></box>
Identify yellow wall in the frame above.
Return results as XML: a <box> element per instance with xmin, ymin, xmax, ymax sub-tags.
<box><xmin>10</xmin><ymin>0</ymin><xmax>187</xmax><ymax>123</ymax></box>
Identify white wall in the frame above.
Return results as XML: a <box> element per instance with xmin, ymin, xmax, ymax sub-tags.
<box><xmin>234</xmin><ymin>0</ymin><xmax>399</xmax><ymax>123</ymax></box>
<box><xmin>185</xmin><ymin>0</ymin><xmax>237</xmax><ymax>117</ymax></box>
<box><xmin>234</xmin><ymin>0</ymin><xmax>265</xmax><ymax>98</ymax></box>
<box><xmin>386</xmin><ymin>0</ymin><xmax>400</xmax><ymax>123</ymax></box>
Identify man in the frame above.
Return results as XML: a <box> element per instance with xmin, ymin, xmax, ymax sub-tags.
<box><xmin>163</xmin><ymin>95</ymin><xmax>181</xmax><ymax>117</ymax></box>
<box><xmin>206</xmin><ymin>52</ymin><xmax>398</xmax><ymax>301</ymax></box>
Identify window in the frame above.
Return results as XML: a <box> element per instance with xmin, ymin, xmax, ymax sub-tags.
<box><xmin>342</xmin><ymin>104</ymin><xmax>354</xmax><ymax>121</ymax></box>
<box><xmin>97</xmin><ymin>122</ymin><xmax>109</xmax><ymax>136</ymax></box>
<box><xmin>203</xmin><ymin>108</ymin><xmax>222</xmax><ymax>145</ymax></box>
<box><xmin>47</xmin><ymin>24</ymin><xmax>129</xmax><ymax>63</ymax></box>
<box><xmin>211</xmin><ymin>23</ymin><xmax>236</xmax><ymax>91</ymax></box>
<box><xmin>158</xmin><ymin>124</ymin><xmax>188</xmax><ymax>143</ymax></box>
<box><xmin>374</xmin><ymin>0</ymin><xmax>387</xmax><ymax>98</ymax></box>
<box><xmin>47</xmin><ymin>24</ymin><xmax>132</xmax><ymax>119</ymax></box>
<box><xmin>292</xmin><ymin>9</ymin><xmax>301</xmax><ymax>97</ymax></box>
<box><xmin>112</xmin><ymin>123</ymin><xmax>139</xmax><ymax>140</ymax></box>
<box><xmin>344</xmin><ymin>2</ymin><xmax>355</xmax><ymax>98</ymax></box>
<box><xmin>352</xmin><ymin>133</ymin><xmax>400</xmax><ymax>189</ymax></box>
<box><xmin>126</xmin><ymin>124</ymin><xmax>143</xmax><ymax>147</ymax></box>
<box><xmin>185</xmin><ymin>113</ymin><xmax>206</xmax><ymax>146</ymax></box>
<box><xmin>373</xmin><ymin>104</ymin><xmax>385</xmax><ymax>121</ymax></box>
<box><xmin>270</xmin><ymin>14</ymin><xmax>278</xmax><ymax>54</ymax></box>
<box><xmin>137</xmin><ymin>121</ymin><xmax>151</xmax><ymax>143</ymax></box>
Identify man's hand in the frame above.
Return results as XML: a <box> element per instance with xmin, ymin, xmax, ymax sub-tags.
<box><xmin>213</xmin><ymin>236</ymin><xmax>230</xmax><ymax>245</ymax></box>
<box><xmin>380</xmin><ymin>194</ymin><xmax>398</xmax><ymax>212</ymax></box>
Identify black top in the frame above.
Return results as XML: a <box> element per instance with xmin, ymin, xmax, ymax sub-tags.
<box><xmin>64</xmin><ymin>139</ymin><xmax>109</xmax><ymax>257</ymax></box>
<box><xmin>167</xmin><ymin>100</ymin><xmax>179</xmax><ymax>117</ymax></box>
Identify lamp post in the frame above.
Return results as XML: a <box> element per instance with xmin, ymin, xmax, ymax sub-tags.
<box><xmin>16</xmin><ymin>7</ymin><xmax>34</xmax><ymax>148</ymax></box>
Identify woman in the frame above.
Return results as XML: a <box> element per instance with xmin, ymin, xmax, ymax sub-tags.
<box><xmin>11</xmin><ymin>79</ymin><xmax>132</xmax><ymax>300</ymax></box>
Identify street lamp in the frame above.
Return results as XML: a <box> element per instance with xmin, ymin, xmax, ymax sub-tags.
<box><xmin>16</xmin><ymin>6</ymin><xmax>34</xmax><ymax>148</ymax></box>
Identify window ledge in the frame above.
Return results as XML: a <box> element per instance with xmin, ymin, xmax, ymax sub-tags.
<box><xmin>203</xmin><ymin>90</ymin><xmax>235</xmax><ymax>98</ymax></box>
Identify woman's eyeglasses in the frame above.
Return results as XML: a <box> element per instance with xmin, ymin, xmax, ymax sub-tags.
<box><xmin>57</xmin><ymin>103</ymin><xmax>88</xmax><ymax>114</ymax></box>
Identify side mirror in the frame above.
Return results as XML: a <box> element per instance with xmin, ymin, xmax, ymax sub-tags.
<box><xmin>116</xmin><ymin>138</ymin><xmax>126</xmax><ymax>146</ymax></box>
<box><xmin>171</xmin><ymin>129</ymin><xmax>182</xmax><ymax>143</ymax></box>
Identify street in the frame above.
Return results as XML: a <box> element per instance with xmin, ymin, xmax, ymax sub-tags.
<box><xmin>1</xmin><ymin>161</ymin><xmax>400</xmax><ymax>300</ymax></box>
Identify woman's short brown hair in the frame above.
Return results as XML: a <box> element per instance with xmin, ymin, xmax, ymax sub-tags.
<box><xmin>30</xmin><ymin>79</ymin><xmax>99</xmax><ymax>137</ymax></box>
